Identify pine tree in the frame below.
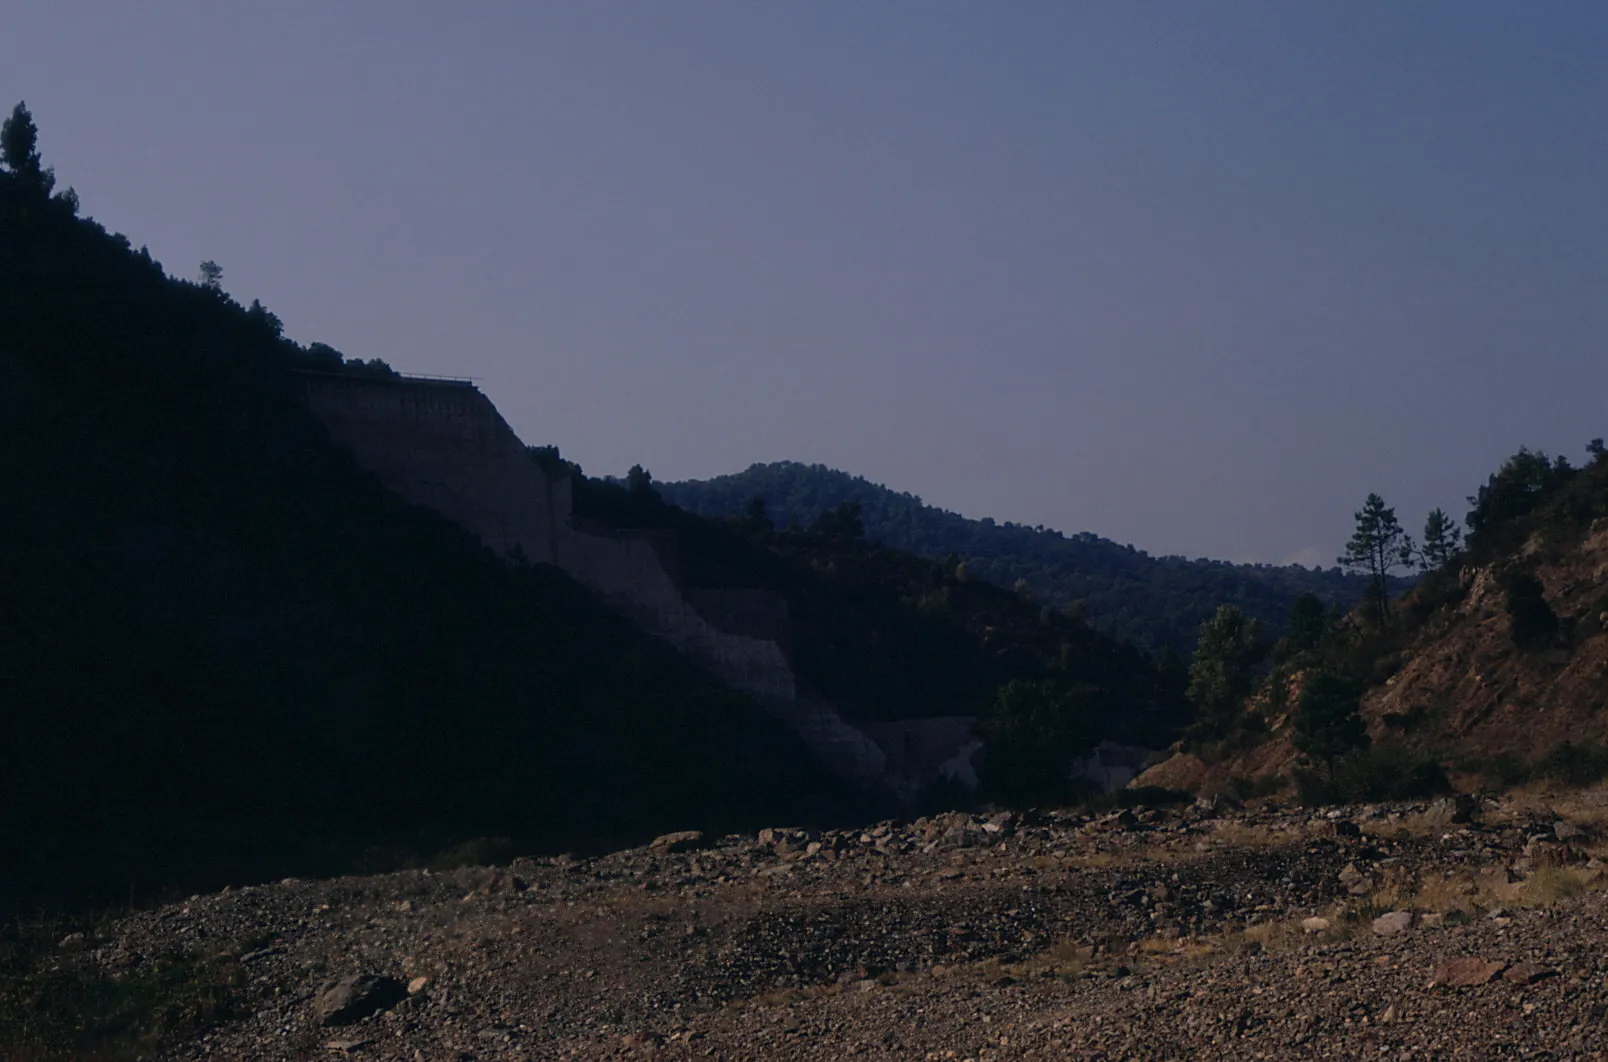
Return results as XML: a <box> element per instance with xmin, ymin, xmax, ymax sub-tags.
<box><xmin>1292</xmin><ymin>670</ymin><xmax>1369</xmax><ymax>771</ymax></box>
<box><xmin>1</xmin><ymin>101</ymin><xmax>56</xmax><ymax>196</ymax></box>
<box><xmin>1185</xmin><ymin>605</ymin><xmax>1267</xmax><ymax>739</ymax></box>
<box><xmin>1279</xmin><ymin>592</ymin><xmax>1329</xmax><ymax>659</ymax></box>
<box><xmin>1339</xmin><ymin>494</ymin><xmax>1413</xmax><ymax>624</ymax></box>
<box><xmin>1418</xmin><ymin>508</ymin><xmax>1462</xmax><ymax>572</ymax></box>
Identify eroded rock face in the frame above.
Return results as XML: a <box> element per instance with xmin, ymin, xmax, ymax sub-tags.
<box><xmin>314</xmin><ymin>973</ymin><xmax>408</xmax><ymax>1027</ymax></box>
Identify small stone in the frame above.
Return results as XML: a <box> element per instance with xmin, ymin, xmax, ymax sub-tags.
<box><xmin>1380</xmin><ymin>1004</ymin><xmax>1397</xmax><ymax>1024</ymax></box>
<box><xmin>1372</xmin><ymin>911</ymin><xmax>1413</xmax><ymax>936</ymax></box>
<box><xmin>324</xmin><ymin>1040</ymin><xmax>373</xmax><ymax>1053</ymax></box>
<box><xmin>407</xmin><ymin>976</ymin><xmax>431</xmax><ymax>995</ymax></box>
<box><xmin>1433</xmin><ymin>957</ymin><xmax>1507</xmax><ymax>987</ymax></box>
<box><xmin>1553</xmin><ymin>821</ymin><xmax>1585</xmax><ymax>842</ymax></box>
<box><xmin>1503</xmin><ymin>962</ymin><xmax>1556</xmax><ymax>985</ymax></box>
<box><xmin>314</xmin><ymin>974</ymin><xmax>409</xmax><ymax>1027</ymax></box>
<box><xmin>649</xmin><ymin>830</ymin><xmax>706</xmax><ymax>854</ymax></box>
<box><xmin>1339</xmin><ymin>863</ymin><xmax>1374</xmax><ymax>896</ymax></box>
<box><xmin>621</xmin><ymin>1030</ymin><xmax>663</xmax><ymax>1048</ymax></box>
<box><xmin>1300</xmin><ymin>917</ymin><xmax>1331</xmax><ymax>934</ymax></box>
<box><xmin>1424</xmin><ymin>796</ymin><xmax>1478</xmax><ymax>827</ymax></box>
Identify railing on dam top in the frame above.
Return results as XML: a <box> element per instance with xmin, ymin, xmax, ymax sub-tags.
<box><xmin>293</xmin><ymin>368</ymin><xmax>480</xmax><ymax>388</ymax></box>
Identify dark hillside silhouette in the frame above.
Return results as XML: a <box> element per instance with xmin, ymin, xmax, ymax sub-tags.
<box><xmin>662</xmin><ymin>462</ymin><xmax>1404</xmax><ymax>651</ymax></box>
<box><xmin>0</xmin><ymin>126</ymin><xmax>863</xmax><ymax>912</ymax></box>
<box><xmin>552</xmin><ymin>469</ymin><xmax>1188</xmax><ymax>746</ymax></box>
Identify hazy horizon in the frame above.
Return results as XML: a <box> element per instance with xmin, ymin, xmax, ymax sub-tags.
<box><xmin>6</xmin><ymin>2</ymin><xmax>1605</xmax><ymax>565</ymax></box>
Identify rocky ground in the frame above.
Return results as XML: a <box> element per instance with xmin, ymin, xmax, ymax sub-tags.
<box><xmin>31</xmin><ymin>791</ymin><xmax>1608</xmax><ymax>1059</ymax></box>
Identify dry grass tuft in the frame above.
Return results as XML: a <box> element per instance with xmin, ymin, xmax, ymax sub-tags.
<box><xmin>1518</xmin><ymin>866</ymin><xmax>1595</xmax><ymax>905</ymax></box>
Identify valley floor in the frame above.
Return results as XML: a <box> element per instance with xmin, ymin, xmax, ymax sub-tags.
<box><xmin>35</xmin><ymin>792</ymin><xmax>1608</xmax><ymax>1060</ymax></box>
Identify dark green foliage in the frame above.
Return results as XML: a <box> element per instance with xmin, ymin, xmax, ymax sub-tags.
<box><xmin>1481</xmin><ymin>752</ymin><xmax>1533</xmax><ymax>789</ymax></box>
<box><xmin>568</xmin><ymin>474</ymin><xmax>1187</xmax><ymax>740</ymax></box>
<box><xmin>1477</xmin><ymin>741</ymin><xmax>1608</xmax><ymax>790</ymax></box>
<box><xmin>1274</xmin><ymin>592</ymin><xmax>1329</xmax><ymax>662</ymax></box>
<box><xmin>1536</xmin><ymin>740</ymin><xmax>1608</xmax><ymax>787</ymax></box>
<box><xmin>743</xmin><ymin>495</ymin><xmax>773</xmax><ymax>532</ymax></box>
<box><xmin>1184</xmin><ymin>606</ymin><xmax>1268</xmax><ymax>740</ymax></box>
<box><xmin>0</xmin><ymin>157</ymin><xmax>866</xmax><ymax>913</ymax></box>
<box><xmin>979</xmin><ymin>680</ymin><xmax>1097</xmax><ymax>807</ymax></box>
<box><xmin>1</xmin><ymin>101</ymin><xmax>54</xmax><ymax>196</ymax></box>
<box><xmin>625</xmin><ymin>463</ymin><xmax>658</xmax><ymax>499</ymax></box>
<box><xmin>1466</xmin><ymin>447</ymin><xmax>1576</xmax><ymax>543</ymax></box>
<box><xmin>528</xmin><ymin>444</ymin><xmax>583</xmax><ymax>479</ymax></box>
<box><xmin>1418</xmin><ymin>508</ymin><xmax>1462</xmax><ymax>572</ymax></box>
<box><xmin>198</xmin><ymin>258</ymin><xmax>223</xmax><ymax>291</ymax></box>
<box><xmin>812</xmin><ymin>500</ymin><xmax>865</xmax><ymax>540</ymax></box>
<box><xmin>660</xmin><ymin>463</ymin><xmax>1393</xmax><ymax>651</ymax></box>
<box><xmin>1503</xmin><ymin>569</ymin><xmax>1559</xmax><ymax>649</ymax></box>
<box><xmin>1292</xmin><ymin>671</ymin><xmax>1370</xmax><ymax>769</ymax></box>
<box><xmin>1295</xmin><ymin>743</ymin><xmax>1450</xmax><ymax>806</ymax></box>
<box><xmin>1338</xmin><ymin>494</ymin><xmax>1414</xmax><ymax>625</ymax></box>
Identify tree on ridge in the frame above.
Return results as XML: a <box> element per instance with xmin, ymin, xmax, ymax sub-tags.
<box><xmin>1</xmin><ymin>101</ymin><xmax>55</xmax><ymax>196</ymax></box>
<box><xmin>1339</xmin><ymin>493</ymin><xmax>1412</xmax><ymax>624</ymax></box>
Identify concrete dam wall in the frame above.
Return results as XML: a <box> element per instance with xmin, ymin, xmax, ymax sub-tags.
<box><xmin>301</xmin><ymin>372</ymin><xmax>566</xmax><ymax>565</ymax></box>
<box><xmin>296</xmin><ymin>371</ymin><xmax>974</xmax><ymax>799</ymax></box>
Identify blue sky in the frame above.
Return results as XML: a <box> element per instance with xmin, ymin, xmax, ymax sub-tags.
<box><xmin>5</xmin><ymin>2</ymin><xmax>1605</xmax><ymax>563</ymax></box>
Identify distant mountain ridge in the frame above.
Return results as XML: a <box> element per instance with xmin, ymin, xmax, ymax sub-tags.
<box><xmin>661</xmin><ymin>462</ymin><xmax>1393</xmax><ymax>650</ymax></box>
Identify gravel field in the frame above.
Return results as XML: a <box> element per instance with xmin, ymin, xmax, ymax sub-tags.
<box><xmin>50</xmin><ymin>795</ymin><xmax>1608</xmax><ymax>1059</ymax></box>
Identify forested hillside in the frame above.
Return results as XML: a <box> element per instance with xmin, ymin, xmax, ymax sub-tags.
<box><xmin>538</xmin><ymin>462</ymin><xmax>1190</xmax><ymax>750</ymax></box>
<box><xmin>662</xmin><ymin>462</ymin><xmax>1397</xmax><ymax>651</ymax></box>
<box><xmin>1136</xmin><ymin>441</ymin><xmax>1608</xmax><ymax>804</ymax></box>
<box><xmin>0</xmin><ymin>108</ymin><xmax>862</xmax><ymax>911</ymax></box>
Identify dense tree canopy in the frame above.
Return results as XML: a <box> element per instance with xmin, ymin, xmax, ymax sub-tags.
<box><xmin>1466</xmin><ymin>448</ymin><xmax>1576</xmax><ymax>543</ymax></box>
<box><xmin>662</xmin><ymin>463</ymin><xmax>1394</xmax><ymax>652</ymax></box>
<box><xmin>1292</xmin><ymin>671</ymin><xmax>1369</xmax><ymax>770</ymax></box>
<box><xmin>1184</xmin><ymin>605</ymin><xmax>1268</xmax><ymax>740</ymax></box>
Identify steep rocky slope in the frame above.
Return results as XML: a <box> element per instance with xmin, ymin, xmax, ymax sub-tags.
<box><xmin>1142</xmin><ymin>453</ymin><xmax>1608</xmax><ymax>796</ymax></box>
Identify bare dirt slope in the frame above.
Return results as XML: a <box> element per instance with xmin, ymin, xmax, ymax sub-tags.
<box><xmin>40</xmin><ymin>793</ymin><xmax>1608</xmax><ymax>1060</ymax></box>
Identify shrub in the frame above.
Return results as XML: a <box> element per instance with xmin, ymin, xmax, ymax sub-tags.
<box><xmin>1295</xmin><ymin>742</ymin><xmax>1452</xmax><ymax>806</ymax></box>
<box><xmin>1536</xmin><ymin>740</ymin><xmax>1608</xmax><ymax>787</ymax></box>
<box><xmin>1292</xmin><ymin>671</ymin><xmax>1369</xmax><ymax>769</ymax></box>
<box><xmin>1504</xmin><ymin>570</ymin><xmax>1559</xmax><ymax>649</ymax></box>
<box><xmin>1481</xmin><ymin>752</ymin><xmax>1532</xmax><ymax>789</ymax></box>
